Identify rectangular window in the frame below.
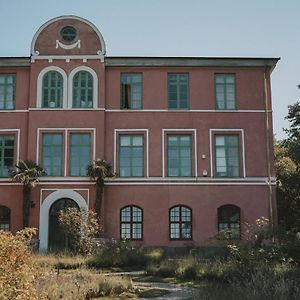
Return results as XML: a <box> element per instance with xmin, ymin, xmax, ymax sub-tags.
<box><xmin>0</xmin><ymin>74</ymin><xmax>16</xmax><ymax>110</ymax></box>
<box><xmin>168</xmin><ymin>73</ymin><xmax>189</xmax><ymax>109</ymax></box>
<box><xmin>70</xmin><ymin>133</ymin><xmax>91</xmax><ymax>176</ymax></box>
<box><xmin>167</xmin><ymin>135</ymin><xmax>192</xmax><ymax>177</ymax></box>
<box><xmin>121</xmin><ymin>73</ymin><xmax>142</xmax><ymax>109</ymax></box>
<box><xmin>119</xmin><ymin>135</ymin><xmax>144</xmax><ymax>177</ymax></box>
<box><xmin>215</xmin><ymin>135</ymin><xmax>240</xmax><ymax>177</ymax></box>
<box><xmin>215</xmin><ymin>74</ymin><xmax>236</xmax><ymax>110</ymax></box>
<box><xmin>42</xmin><ymin>134</ymin><xmax>63</xmax><ymax>176</ymax></box>
<box><xmin>0</xmin><ymin>136</ymin><xmax>14</xmax><ymax>177</ymax></box>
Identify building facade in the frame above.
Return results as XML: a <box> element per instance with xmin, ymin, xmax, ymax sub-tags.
<box><xmin>0</xmin><ymin>16</ymin><xmax>279</xmax><ymax>251</ymax></box>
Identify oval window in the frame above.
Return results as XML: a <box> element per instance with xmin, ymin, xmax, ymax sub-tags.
<box><xmin>60</xmin><ymin>26</ymin><xmax>77</xmax><ymax>42</ymax></box>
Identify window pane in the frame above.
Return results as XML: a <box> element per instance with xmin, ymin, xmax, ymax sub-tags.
<box><xmin>168</xmin><ymin>74</ymin><xmax>188</xmax><ymax>109</ymax></box>
<box><xmin>42</xmin><ymin>71</ymin><xmax>63</xmax><ymax>108</ymax></box>
<box><xmin>168</xmin><ymin>135</ymin><xmax>192</xmax><ymax>177</ymax></box>
<box><xmin>215</xmin><ymin>135</ymin><xmax>240</xmax><ymax>177</ymax></box>
<box><xmin>120</xmin><ymin>206</ymin><xmax>142</xmax><ymax>240</ymax></box>
<box><xmin>119</xmin><ymin>135</ymin><xmax>144</xmax><ymax>177</ymax></box>
<box><xmin>0</xmin><ymin>74</ymin><xmax>16</xmax><ymax>110</ymax></box>
<box><xmin>73</xmin><ymin>71</ymin><xmax>93</xmax><ymax>108</ymax></box>
<box><xmin>121</xmin><ymin>73</ymin><xmax>142</xmax><ymax>109</ymax></box>
<box><xmin>0</xmin><ymin>136</ymin><xmax>15</xmax><ymax>177</ymax></box>
<box><xmin>42</xmin><ymin>134</ymin><xmax>63</xmax><ymax>176</ymax></box>
<box><xmin>70</xmin><ymin>133</ymin><xmax>91</xmax><ymax>176</ymax></box>
<box><xmin>215</xmin><ymin>74</ymin><xmax>236</xmax><ymax>110</ymax></box>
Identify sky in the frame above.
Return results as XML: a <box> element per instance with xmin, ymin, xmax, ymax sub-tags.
<box><xmin>0</xmin><ymin>0</ymin><xmax>299</xmax><ymax>139</ymax></box>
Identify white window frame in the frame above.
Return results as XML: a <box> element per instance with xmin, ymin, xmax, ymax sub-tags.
<box><xmin>162</xmin><ymin>129</ymin><xmax>197</xmax><ymax>178</ymax></box>
<box><xmin>36</xmin><ymin>128</ymin><xmax>96</xmax><ymax>177</ymax></box>
<box><xmin>68</xmin><ymin>66</ymin><xmax>98</xmax><ymax>109</ymax></box>
<box><xmin>37</xmin><ymin>66</ymin><xmax>68</xmax><ymax>108</ymax></box>
<box><xmin>0</xmin><ymin>129</ymin><xmax>20</xmax><ymax>180</ymax></box>
<box><xmin>113</xmin><ymin>129</ymin><xmax>149</xmax><ymax>178</ymax></box>
<box><xmin>209</xmin><ymin>129</ymin><xmax>246</xmax><ymax>178</ymax></box>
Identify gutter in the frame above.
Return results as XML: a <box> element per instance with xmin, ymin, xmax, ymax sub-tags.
<box><xmin>263</xmin><ymin>67</ymin><xmax>274</xmax><ymax>228</ymax></box>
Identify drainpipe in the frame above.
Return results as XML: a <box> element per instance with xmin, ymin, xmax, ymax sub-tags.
<box><xmin>263</xmin><ymin>66</ymin><xmax>274</xmax><ymax>229</ymax></box>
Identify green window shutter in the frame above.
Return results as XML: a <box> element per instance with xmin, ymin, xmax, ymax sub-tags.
<box><xmin>120</xmin><ymin>73</ymin><xmax>143</xmax><ymax>109</ymax></box>
<box><xmin>70</xmin><ymin>133</ymin><xmax>91</xmax><ymax>176</ymax></box>
<box><xmin>215</xmin><ymin>135</ymin><xmax>240</xmax><ymax>177</ymax></box>
<box><xmin>168</xmin><ymin>74</ymin><xmax>189</xmax><ymax>109</ymax></box>
<box><xmin>73</xmin><ymin>71</ymin><xmax>93</xmax><ymax>108</ymax></box>
<box><xmin>0</xmin><ymin>136</ymin><xmax>14</xmax><ymax>177</ymax></box>
<box><xmin>42</xmin><ymin>134</ymin><xmax>63</xmax><ymax>176</ymax></box>
<box><xmin>0</xmin><ymin>74</ymin><xmax>16</xmax><ymax>110</ymax></box>
<box><xmin>42</xmin><ymin>71</ymin><xmax>63</xmax><ymax>108</ymax></box>
<box><xmin>119</xmin><ymin>135</ymin><xmax>144</xmax><ymax>177</ymax></box>
<box><xmin>215</xmin><ymin>74</ymin><xmax>236</xmax><ymax>110</ymax></box>
<box><xmin>167</xmin><ymin>135</ymin><xmax>192</xmax><ymax>177</ymax></box>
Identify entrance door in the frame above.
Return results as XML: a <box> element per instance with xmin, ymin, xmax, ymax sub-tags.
<box><xmin>48</xmin><ymin>198</ymin><xmax>79</xmax><ymax>251</ymax></box>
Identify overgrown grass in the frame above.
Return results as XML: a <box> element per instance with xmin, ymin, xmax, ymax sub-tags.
<box><xmin>34</xmin><ymin>269</ymin><xmax>133</xmax><ymax>299</ymax></box>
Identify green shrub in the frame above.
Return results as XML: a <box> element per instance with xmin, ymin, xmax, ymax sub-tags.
<box><xmin>88</xmin><ymin>239</ymin><xmax>147</xmax><ymax>268</ymax></box>
<box><xmin>0</xmin><ymin>228</ymin><xmax>42</xmax><ymax>300</ymax></box>
<box><xmin>58</xmin><ymin>208</ymin><xmax>100</xmax><ymax>256</ymax></box>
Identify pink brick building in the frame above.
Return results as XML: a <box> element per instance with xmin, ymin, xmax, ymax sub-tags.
<box><xmin>0</xmin><ymin>16</ymin><xmax>279</xmax><ymax>251</ymax></box>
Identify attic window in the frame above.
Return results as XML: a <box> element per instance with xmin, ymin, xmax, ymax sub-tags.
<box><xmin>60</xmin><ymin>26</ymin><xmax>77</xmax><ymax>42</ymax></box>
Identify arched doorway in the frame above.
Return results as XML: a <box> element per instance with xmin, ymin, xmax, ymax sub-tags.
<box><xmin>48</xmin><ymin>198</ymin><xmax>79</xmax><ymax>251</ymax></box>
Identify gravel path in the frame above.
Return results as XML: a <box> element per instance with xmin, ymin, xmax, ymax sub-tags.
<box><xmin>134</xmin><ymin>281</ymin><xmax>195</xmax><ymax>300</ymax></box>
<box><xmin>102</xmin><ymin>271</ymin><xmax>195</xmax><ymax>299</ymax></box>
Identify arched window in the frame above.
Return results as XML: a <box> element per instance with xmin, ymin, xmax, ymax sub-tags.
<box><xmin>169</xmin><ymin>205</ymin><xmax>192</xmax><ymax>240</ymax></box>
<box><xmin>0</xmin><ymin>205</ymin><xmax>10</xmax><ymax>231</ymax></box>
<box><xmin>120</xmin><ymin>205</ymin><xmax>142</xmax><ymax>240</ymax></box>
<box><xmin>72</xmin><ymin>71</ymin><xmax>93</xmax><ymax>108</ymax></box>
<box><xmin>218</xmin><ymin>204</ymin><xmax>241</xmax><ymax>238</ymax></box>
<box><xmin>42</xmin><ymin>71</ymin><xmax>63</xmax><ymax>108</ymax></box>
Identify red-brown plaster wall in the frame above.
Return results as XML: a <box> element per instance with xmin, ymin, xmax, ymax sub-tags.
<box><xmin>34</xmin><ymin>19</ymin><xmax>103</xmax><ymax>56</ymax></box>
<box><xmin>105</xmin><ymin>112</ymin><xmax>269</xmax><ymax>177</ymax></box>
<box><xmin>104</xmin><ymin>185</ymin><xmax>270</xmax><ymax>245</ymax></box>
<box><xmin>105</xmin><ymin>67</ymin><xmax>266</xmax><ymax>110</ymax></box>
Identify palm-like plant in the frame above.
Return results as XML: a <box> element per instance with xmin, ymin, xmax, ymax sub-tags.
<box><xmin>87</xmin><ymin>159</ymin><xmax>115</xmax><ymax>222</ymax></box>
<box><xmin>10</xmin><ymin>160</ymin><xmax>45</xmax><ymax>228</ymax></box>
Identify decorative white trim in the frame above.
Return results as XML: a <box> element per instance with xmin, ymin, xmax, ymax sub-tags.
<box><xmin>31</xmin><ymin>15</ymin><xmax>106</xmax><ymax>56</ymax></box>
<box><xmin>0</xmin><ymin>129</ymin><xmax>20</xmax><ymax>165</ymax></box>
<box><xmin>209</xmin><ymin>129</ymin><xmax>246</xmax><ymax>178</ymax></box>
<box><xmin>38</xmin><ymin>189</ymin><xmax>88</xmax><ymax>252</ymax></box>
<box><xmin>56</xmin><ymin>40</ymin><xmax>81</xmax><ymax>50</ymax></box>
<box><xmin>0</xmin><ymin>110</ymin><xmax>28</xmax><ymax>113</ymax></box>
<box><xmin>37</xmin><ymin>66</ymin><xmax>68</xmax><ymax>108</ymax></box>
<box><xmin>105</xmin><ymin>182</ymin><xmax>276</xmax><ymax>186</ymax></box>
<box><xmin>162</xmin><ymin>129</ymin><xmax>197</xmax><ymax>178</ymax></box>
<box><xmin>113</xmin><ymin>129</ymin><xmax>149</xmax><ymax>177</ymax></box>
<box><xmin>68</xmin><ymin>66</ymin><xmax>98</xmax><ymax>109</ymax></box>
<box><xmin>106</xmin><ymin>109</ymin><xmax>267</xmax><ymax>113</ymax></box>
<box><xmin>28</xmin><ymin>108</ymin><xmax>105</xmax><ymax>111</ymax></box>
<box><xmin>36</xmin><ymin>128</ymin><xmax>96</xmax><ymax>176</ymax></box>
<box><xmin>31</xmin><ymin>55</ymin><xmax>105</xmax><ymax>63</ymax></box>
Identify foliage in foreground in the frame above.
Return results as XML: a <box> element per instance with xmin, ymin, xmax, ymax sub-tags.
<box><xmin>58</xmin><ymin>207</ymin><xmax>101</xmax><ymax>255</ymax></box>
<box><xmin>87</xmin><ymin>239</ymin><xmax>163</xmax><ymax>269</ymax></box>
<box><xmin>35</xmin><ymin>269</ymin><xmax>133</xmax><ymax>300</ymax></box>
<box><xmin>275</xmin><ymin>101</ymin><xmax>300</xmax><ymax>232</ymax></box>
<box><xmin>0</xmin><ymin>228</ymin><xmax>40</xmax><ymax>300</ymax></box>
<box><xmin>147</xmin><ymin>219</ymin><xmax>300</xmax><ymax>299</ymax></box>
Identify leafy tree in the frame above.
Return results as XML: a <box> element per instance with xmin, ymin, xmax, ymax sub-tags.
<box><xmin>87</xmin><ymin>159</ymin><xmax>115</xmax><ymax>222</ymax></box>
<box><xmin>58</xmin><ymin>207</ymin><xmax>100</xmax><ymax>255</ymax></box>
<box><xmin>276</xmin><ymin>101</ymin><xmax>300</xmax><ymax>231</ymax></box>
<box><xmin>10</xmin><ymin>160</ymin><xmax>45</xmax><ymax>228</ymax></box>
